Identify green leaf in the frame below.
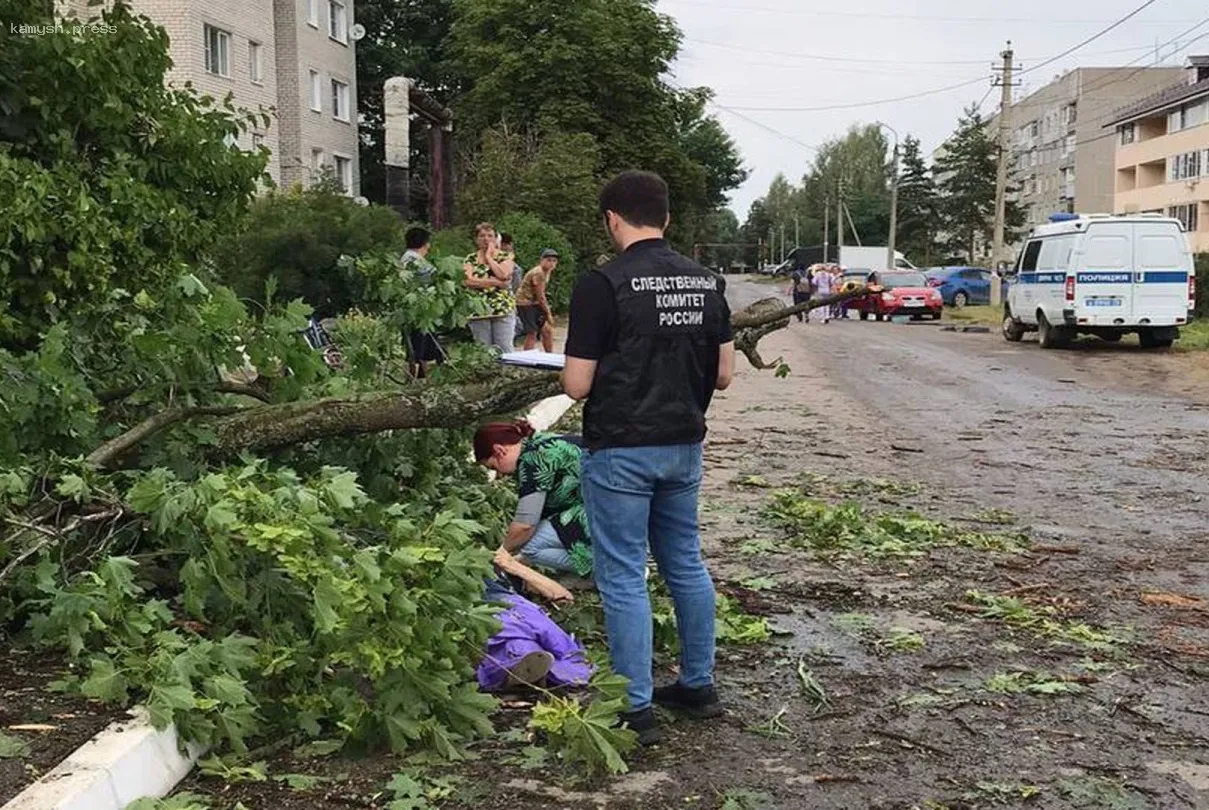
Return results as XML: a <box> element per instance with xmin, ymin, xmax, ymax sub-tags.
<box><xmin>293</xmin><ymin>739</ymin><xmax>343</xmax><ymax>758</ymax></box>
<box><xmin>55</xmin><ymin>473</ymin><xmax>89</xmax><ymax>502</ymax></box>
<box><xmin>386</xmin><ymin>773</ymin><xmax>425</xmax><ymax>799</ymax></box>
<box><xmin>312</xmin><ymin>578</ymin><xmax>342</xmax><ymax>634</ymax></box>
<box><xmin>0</xmin><ymin>732</ymin><xmax>29</xmax><ymax>759</ymax></box>
<box><xmin>80</xmin><ymin>656</ymin><xmax>129</xmax><ymax>703</ymax></box>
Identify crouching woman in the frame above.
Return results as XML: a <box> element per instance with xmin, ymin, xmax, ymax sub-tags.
<box><xmin>473</xmin><ymin>421</ymin><xmax>592</xmax><ymax>578</ymax></box>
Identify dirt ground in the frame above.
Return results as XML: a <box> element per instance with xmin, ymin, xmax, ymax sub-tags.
<box><xmin>0</xmin><ymin>649</ymin><xmax>129</xmax><ymax>804</ymax></box>
<box><xmin>169</xmin><ymin>278</ymin><xmax>1209</xmax><ymax>810</ymax></box>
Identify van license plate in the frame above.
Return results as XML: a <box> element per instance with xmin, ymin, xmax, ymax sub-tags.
<box><xmin>1084</xmin><ymin>298</ymin><xmax>1122</xmax><ymax>307</ymax></box>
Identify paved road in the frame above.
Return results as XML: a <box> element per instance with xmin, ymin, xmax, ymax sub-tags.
<box><xmin>725</xmin><ymin>276</ymin><xmax>1209</xmax><ymax>585</ymax></box>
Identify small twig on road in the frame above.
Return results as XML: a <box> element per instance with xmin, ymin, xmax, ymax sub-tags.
<box><xmin>1031</xmin><ymin>545</ymin><xmax>1081</xmax><ymax>555</ymax></box>
<box><xmin>945</xmin><ymin>602</ymin><xmax>985</xmax><ymax>615</ymax></box>
<box><xmin>813</xmin><ymin>450</ymin><xmax>850</xmax><ymax>459</ymax></box>
<box><xmin>889</xmin><ymin>444</ymin><xmax>925</xmax><ymax>454</ymax></box>
<box><xmin>871</xmin><ymin>729</ymin><xmax>952</xmax><ymax>757</ymax></box>
<box><xmin>1021</xmin><ymin>727</ymin><xmax>1084</xmax><ymax>740</ymax></box>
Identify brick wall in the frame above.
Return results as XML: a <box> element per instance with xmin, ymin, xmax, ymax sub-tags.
<box><xmin>275</xmin><ymin>0</ymin><xmax>360</xmax><ymax>194</ymax></box>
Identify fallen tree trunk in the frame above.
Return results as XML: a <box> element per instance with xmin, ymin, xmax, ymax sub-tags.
<box><xmin>90</xmin><ymin>287</ymin><xmax>872</xmax><ymax>464</ymax></box>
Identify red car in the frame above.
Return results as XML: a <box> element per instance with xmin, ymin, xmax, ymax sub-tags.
<box><xmin>848</xmin><ymin>271</ymin><xmax>944</xmax><ymax>321</ymax></box>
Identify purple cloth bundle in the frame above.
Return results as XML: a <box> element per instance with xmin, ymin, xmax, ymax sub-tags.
<box><xmin>477</xmin><ymin>593</ymin><xmax>593</xmax><ymax>691</ymax></box>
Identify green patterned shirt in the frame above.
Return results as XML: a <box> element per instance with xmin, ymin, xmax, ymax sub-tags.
<box><xmin>515</xmin><ymin>434</ymin><xmax>592</xmax><ymax>576</ymax></box>
<box><xmin>466</xmin><ymin>251</ymin><xmax>516</xmax><ymax>318</ymax></box>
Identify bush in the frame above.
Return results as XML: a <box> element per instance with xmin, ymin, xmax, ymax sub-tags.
<box><xmin>1196</xmin><ymin>253</ymin><xmax>1208</xmax><ymax>319</ymax></box>
<box><xmin>496</xmin><ymin>213</ymin><xmax>577</xmax><ymax>311</ymax></box>
<box><xmin>214</xmin><ymin>182</ymin><xmax>405</xmax><ymax>317</ymax></box>
<box><xmin>430</xmin><ymin>227</ymin><xmax>475</xmax><ymax>261</ymax></box>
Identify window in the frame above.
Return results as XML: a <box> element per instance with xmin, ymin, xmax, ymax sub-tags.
<box><xmin>251</xmin><ymin>133</ymin><xmax>264</xmax><ymax>149</ymax></box>
<box><xmin>331</xmin><ymin>79</ymin><xmax>349</xmax><ymax>121</ymax></box>
<box><xmin>203</xmin><ymin>24</ymin><xmax>230</xmax><ymax>77</ymax></box>
<box><xmin>1140</xmin><ymin>233</ymin><xmax>1187</xmax><ymax>266</ymax></box>
<box><xmin>1119</xmin><ymin>123</ymin><xmax>1135</xmax><ymax>145</ymax></box>
<box><xmin>1169</xmin><ymin>150</ymin><xmax>1202</xmax><ymax>182</ymax></box>
<box><xmin>311</xmin><ymin>147</ymin><xmax>325</xmax><ymax>173</ymax></box>
<box><xmin>328</xmin><ymin>1</ymin><xmax>347</xmax><ymax>43</ymax></box>
<box><xmin>1037</xmin><ymin>235</ymin><xmax>1076</xmax><ymax>272</ymax></box>
<box><xmin>249</xmin><ymin>41</ymin><xmax>262</xmax><ymax>84</ymax></box>
<box><xmin>1020</xmin><ymin>240</ymin><xmax>1042</xmax><ymax>272</ymax></box>
<box><xmin>1187</xmin><ymin>100</ymin><xmax>1208</xmax><ymax>129</ymax></box>
<box><xmin>1064</xmin><ymin>135</ymin><xmax>1075</xmax><ymax>157</ymax></box>
<box><xmin>309</xmin><ymin>70</ymin><xmax>322</xmax><ymax>111</ymax></box>
<box><xmin>1169</xmin><ymin>203</ymin><xmax>1199</xmax><ymax>232</ymax></box>
<box><xmin>307</xmin><ymin>0</ymin><xmax>318</xmax><ymax>27</ymax></box>
<box><xmin>333</xmin><ymin>155</ymin><xmax>352</xmax><ymax>193</ymax></box>
<box><xmin>1029</xmin><ymin>121</ymin><xmax>1040</xmax><ymax>139</ymax></box>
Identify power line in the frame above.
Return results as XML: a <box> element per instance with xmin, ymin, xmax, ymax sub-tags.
<box><xmin>1018</xmin><ymin>0</ymin><xmax>1163</xmax><ymax>77</ymax></box>
<box><xmin>684</xmin><ymin>37</ymin><xmax>992</xmax><ymax>66</ymax></box>
<box><xmin>662</xmin><ymin>0</ymin><xmax>1195</xmax><ymax>25</ymax></box>
<box><xmin>695</xmin><ymin>0</ymin><xmax>1174</xmax><ymax>115</ymax></box>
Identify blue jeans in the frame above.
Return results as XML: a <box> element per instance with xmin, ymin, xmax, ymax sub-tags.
<box><xmin>581</xmin><ymin>443</ymin><xmax>716</xmax><ymax>711</ymax></box>
<box><xmin>517</xmin><ymin>521</ymin><xmax>574</xmax><ymax>573</ymax></box>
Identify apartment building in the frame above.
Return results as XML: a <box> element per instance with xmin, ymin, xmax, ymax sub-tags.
<box><xmin>1110</xmin><ymin>58</ymin><xmax>1209</xmax><ymax>254</ymax></box>
<box><xmin>991</xmin><ymin>67</ymin><xmax>1183</xmax><ymax>232</ymax></box>
<box><xmin>56</xmin><ymin>0</ymin><xmax>359</xmax><ymax>194</ymax></box>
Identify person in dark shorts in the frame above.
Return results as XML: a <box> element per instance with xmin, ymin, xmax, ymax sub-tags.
<box><xmin>400</xmin><ymin>227</ymin><xmax>446</xmax><ymax>378</ymax></box>
<box><xmin>516</xmin><ymin>249</ymin><xmax>559</xmax><ymax>352</ymax></box>
<box><xmin>788</xmin><ymin>262</ymin><xmax>811</xmax><ymax>322</ymax></box>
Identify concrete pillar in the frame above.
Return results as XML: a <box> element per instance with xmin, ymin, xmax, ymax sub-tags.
<box><xmin>384</xmin><ymin>76</ymin><xmax>412</xmax><ymax>217</ymax></box>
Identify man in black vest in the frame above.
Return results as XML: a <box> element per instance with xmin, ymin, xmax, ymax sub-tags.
<box><xmin>563</xmin><ymin>171</ymin><xmax>735</xmax><ymax>745</ymax></box>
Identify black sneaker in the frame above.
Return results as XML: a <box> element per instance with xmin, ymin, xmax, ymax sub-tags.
<box><xmin>652</xmin><ymin>682</ymin><xmax>724</xmax><ymax>719</ymax></box>
<box><xmin>620</xmin><ymin>707</ymin><xmax>664</xmax><ymax>746</ymax></box>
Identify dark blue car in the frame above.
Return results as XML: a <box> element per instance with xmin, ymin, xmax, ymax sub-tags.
<box><xmin>925</xmin><ymin>267</ymin><xmax>993</xmax><ymax>307</ymax></box>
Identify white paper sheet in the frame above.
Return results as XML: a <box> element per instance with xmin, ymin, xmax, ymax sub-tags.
<box><xmin>499</xmin><ymin>351</ymin><xmax>566</xmax><ymax>370</ymax></box>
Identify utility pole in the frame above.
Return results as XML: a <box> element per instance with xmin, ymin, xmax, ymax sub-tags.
<box><xmin>878</xmin><ymin>122</ymin><xmax>900</xmax><ymax>271</ymax></box>
<box><xmin>991</xmin><ymin>41</ymin><xmax>1018</xmax><ymax>307</ymax></box>
<box><xmin>836</xmin><ymin>180</ymin><xmax>845</xmax><ymax>259</ymax></box>
<box><xmin>780</xmin><ymin>223</ymin><xmax>786</xmax><ymax>263</ymax></box>
<box><xmin>794</xmin><ymin>214</ymin><xmax>800</xmax><ymax>251</ymax></box>
<box><xmin>823</xmin><ymin>199</ymin><xmax>830</xmax><ymax>263</ymax></box>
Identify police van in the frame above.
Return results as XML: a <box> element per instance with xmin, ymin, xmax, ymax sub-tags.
<box><xmin>1002</xmin><ymin>213</ymin><xmax>1196</xmax><ymax>349</ymax></box>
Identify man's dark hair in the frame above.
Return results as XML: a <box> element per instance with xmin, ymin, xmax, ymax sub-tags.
<box><xmin>599</xmin><ymin>170</ymin><xmax>669</xmax><ymax>229</ymax></box>
<box><xmin>499</xmin><ymin>232</ymin><xmax>514</xmax><ymax>246</ymax></box>
<box><xmin>405</xmin><ymin>226</ymin><xmax>430</xmax><ymax>250</ymax></box>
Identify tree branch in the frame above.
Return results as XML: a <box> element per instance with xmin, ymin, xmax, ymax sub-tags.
<box><xmin>731</xmin><ymin>287</ymin><xmax>872</xmax><ymax>369</ymax></box>
<box><xmin>86</xmin><ymin>406</ymin><xmax>242</xmax><ymax>469</ymax></box>
<box><xmin>97</xmin><ymin>378</ymin><xmax>272</xmax><ymax>405</ymax></box>
<box><xmin>210</xmin><ymin>368</ymin><xmax>563</xmax><ymax>454</ymax></box>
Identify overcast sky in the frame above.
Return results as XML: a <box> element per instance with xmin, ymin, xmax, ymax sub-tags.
<box><xmin>657</xmin><ymin>0</ymin><xmax>1209</xmax><ymax>219</ymax></box>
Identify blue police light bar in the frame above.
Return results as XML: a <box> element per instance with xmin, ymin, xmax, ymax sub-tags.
<box><xmin>1048</xmin><ymin>212</ymin><xmax>1080</xmax><ymax>223</ymax></box>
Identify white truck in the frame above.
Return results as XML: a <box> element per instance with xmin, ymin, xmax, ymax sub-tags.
<box><xmin>1002</xmin><ymin>213</ymin><xmax>1196</xmax><ymax>349</ymax></box>
<box><xmin>836</xmin><ymin>247</ymin><xmax>916</xmax><ymax>272</ymax></box>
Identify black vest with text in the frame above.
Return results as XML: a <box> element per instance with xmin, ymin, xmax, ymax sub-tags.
<box><xmin>584</xmin><ymin>239</ymin><xmax>730</xmax><ymax>451</ymax></box>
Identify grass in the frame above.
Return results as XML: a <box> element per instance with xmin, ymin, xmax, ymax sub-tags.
<box><xmin>965</xmin><ymin>590</ymin><xmax>1127</xmax><ymax>653</ymax></box>
<box><xmin>982</xmin><ymin>670</ymin><xmax>1085</xmax><ymax>696</ymax></box>
<box><xmin>761</xmin><ymin>490</ymin><xmax>1029</xmax><ymax>558</ymax></box>
<box><xmin>1177</xmin><ymin>319</ymin><xmax>1209</xmax><ymax>352</ymax></box>
<box><xmin>945</xmin><ymin>304</ymin><xmax>1000</xmax><ymax>325</ymax></box>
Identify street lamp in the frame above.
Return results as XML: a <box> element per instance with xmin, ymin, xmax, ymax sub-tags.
<box><xmin>876</xmin><ymin>122</ymin><xmax>900</xmax><ymax>272</ymax></box>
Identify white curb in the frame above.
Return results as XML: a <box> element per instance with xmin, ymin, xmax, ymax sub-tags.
<box><xmin>2</xmin><ymin>708</ymin><xmax>202</xmax><ymax>810</ymax></box>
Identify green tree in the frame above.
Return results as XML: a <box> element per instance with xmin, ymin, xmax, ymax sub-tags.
<box><xmin>0</xmin><ymin>0</ymin><xmax>267</xmax><ymax>347</ymax></box>
<box><xmin>935</xmin><ymin>106</ymin><xmax>998</xmax><ymax>262</ymax></box>
<box><xmin>801</xmin><ymin>125</ymin><xmax>891</xmax><ymax>250</ymax></box>
<box><xmin>446</xmin><ymin>0</ymin><xmax>744</xmax><ymax>249</ymax></box>
<box><xmin>895</xmin><ymin>135</ymin><xmax>941</xmax><ymax>266</ymax></box>
<box><xmin>457</xmin><ymin>126</ymin><xmax>602</xmax><ymax>255</ymax></box>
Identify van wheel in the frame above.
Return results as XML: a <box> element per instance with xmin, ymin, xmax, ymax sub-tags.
<box><xmin>1037</xmin><ymin>313</ymin><xmax>1069</xmax><ymax>349</ymax></box>
<box><xmin>1002</xmin><ymin>314</ymin><xmax>1025</xmax><ymax>342</ymax></box>
<box><xmin>1100</xmin><ymin>333</ymin><xmax>1122</xmax><ymax>343</ymax></box>
<box><xmin>859</xmin><ymin>311</ymin><xmax>869</xmax><ymax>321</ymax></box>
<box><xmin>1139</xmin><ymin>331</ymin><xmax>1173</xmax><ymax>350</ymax></box>
<box><xmin>953</xmin><ymin>291</ymin><xmax>969</xmax><ymax>308</ymax></box>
